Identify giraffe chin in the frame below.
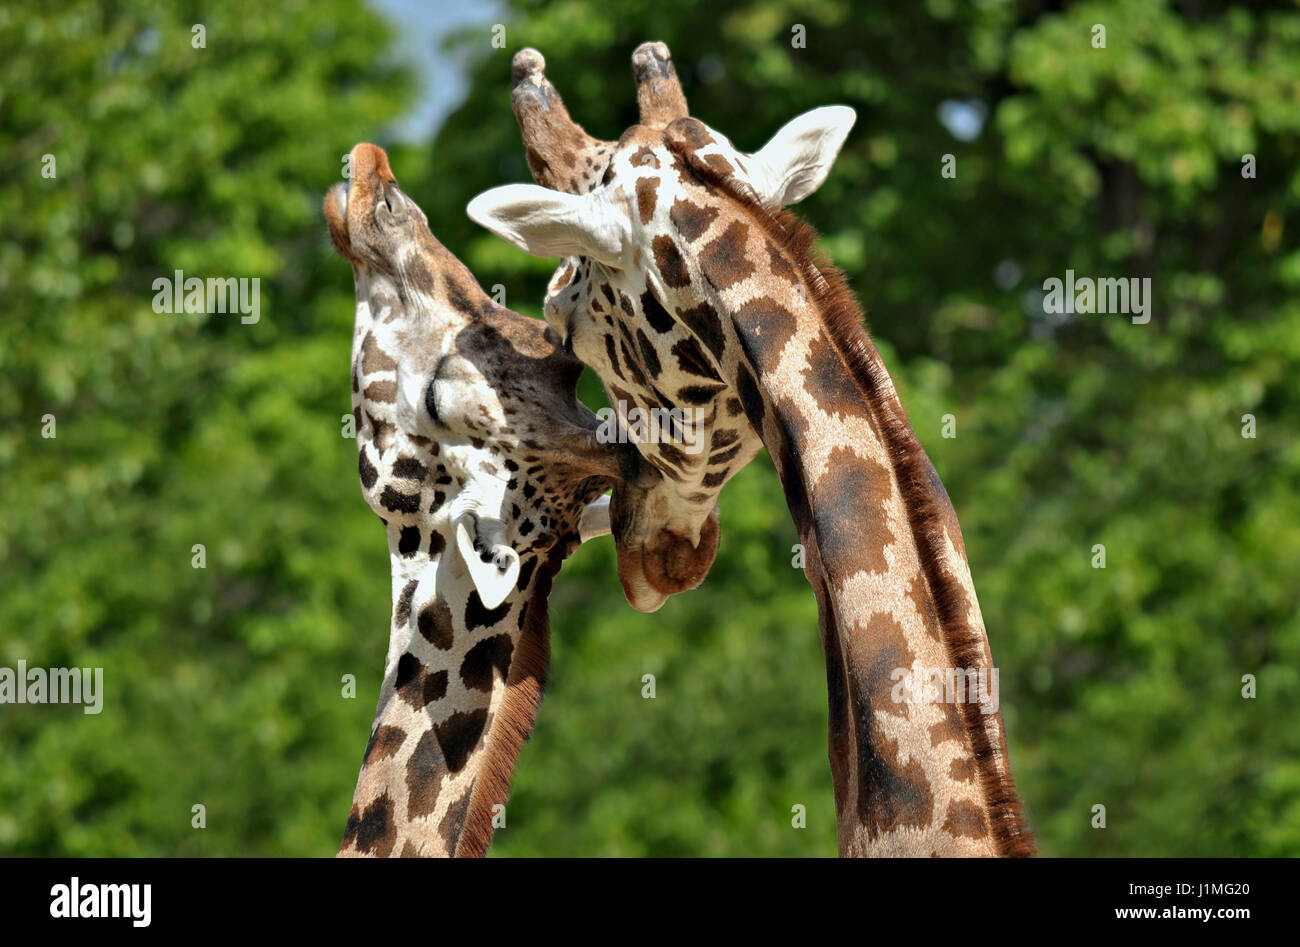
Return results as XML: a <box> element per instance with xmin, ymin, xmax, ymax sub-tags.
<box><xmin>612</xmin><ymin>507</ymin><xmax>719</xmax><ymax>613</ymax></box>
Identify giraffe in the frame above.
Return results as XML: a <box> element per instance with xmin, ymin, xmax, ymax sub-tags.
<box><xmin>501</xmin><ymin>46</ymin><xmax>765</xmax><ymax>615</ymax></box>
<box><xmin>468</xmin><ymin>44</ymin><xmax>1036</xmax><ymax>856</ymax></box>
<box><xmin>324</xmin><ymin>142</ymin><xmax>673</xmax><ymax>856</ymax></box>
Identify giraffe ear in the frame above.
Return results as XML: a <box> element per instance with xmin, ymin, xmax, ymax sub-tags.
<box><xmin>749</xmin><ymin>105</ymin><xmax>856</xmax><ymax>207</ymax></box>
<box><xmin>467</xmin><ymin>184</ymin><xmax>626</xmax><ymax>266</ymax></box>
<box><xmin>455</xmin><ymin>517</ymin><xmax>521</xmax><ymax>610</ymax></box>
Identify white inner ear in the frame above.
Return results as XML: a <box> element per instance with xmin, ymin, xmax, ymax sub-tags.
<box><xmin>455</xmin><ymin>517</ymin><xmax>521</xmax><ymax>610</ymax></box>
<box><xmin>578</xmin><ymin>494</ymin><xmax>611</xmax><ymax>543</ymax></box>
<box><xmin>467</xmin><ymin>184</ymin><xmax>626</xmax><ymax>266</ymax></box>
<box><xmin>749</xmin><ymin>105</ymin><xmax>857</xmax><ymax>207</ymax></box>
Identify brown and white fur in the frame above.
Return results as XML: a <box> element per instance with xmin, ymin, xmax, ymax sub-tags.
<box><xmin>469</xmin><ymin>45</ymin><xmax>1036</xmax><ymax>856</ymax></box>
<box><xmin>325</xmin><ymin>143</ymin><xmax>668</xmax><ymax>856</ymax></box>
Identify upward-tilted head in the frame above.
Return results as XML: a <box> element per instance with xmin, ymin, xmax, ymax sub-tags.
<box><xmin>325</xmin><ymin>143</ymin><xmax>692</xmax><ymax>856</ymax></box>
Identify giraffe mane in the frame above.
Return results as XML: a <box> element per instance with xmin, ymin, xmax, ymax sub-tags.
<box><xmin>666</xmin><ymin>137</ymin><xmax>1037</xmax><ymax>856</ymax></box>
<box><xmin>451</xmin><ymin>550</ymin><xmax>561</xmax><ymax>856</ymax></box>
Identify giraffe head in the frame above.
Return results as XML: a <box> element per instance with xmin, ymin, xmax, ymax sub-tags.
<box><xmin>326</xmin><ymin>142</ymin><xmax>681</xmax><ymax>613</ymax></box>
<box><xmin>472</xmin><ymin>44</ymin><xmax>855</xmax><ymax>596</ymax></box>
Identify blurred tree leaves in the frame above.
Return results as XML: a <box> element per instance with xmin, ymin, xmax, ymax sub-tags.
<box><xmin>1</xmin><ymin>0</ymin><xmax>1297</xmax><ymax>856</ymax></box>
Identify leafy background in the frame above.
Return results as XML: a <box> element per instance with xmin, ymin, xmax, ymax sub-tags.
<box><xmin>2</xmin><ymin>0</ymin><xmax>1297</xmax><ymax>856</ymax></box>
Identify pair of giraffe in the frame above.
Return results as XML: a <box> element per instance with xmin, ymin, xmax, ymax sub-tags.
<box><xmin>325</xmin><ymin>41</ymin><xmax>1035</xmax><ymax>857</ymax></box>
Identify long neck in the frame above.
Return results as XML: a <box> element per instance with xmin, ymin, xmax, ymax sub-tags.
<box><xmin>339</xmin><ymin>536</ymin><xmax>557</xmax><ymax>857</ymax></box>
<box><xmin>677</xmin><ymin>202</ymin><xmax>1035</xmax><ymax>856</ymax></box>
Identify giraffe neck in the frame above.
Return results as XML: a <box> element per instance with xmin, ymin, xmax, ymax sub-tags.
<box><xmin>340</xmin><ymin>535</ymin><xmax>557</xmax><ymax>857</ymax></box>
<box><xmin>664</xmin><ymin>190</ymin><xmax>1034</xmax><ymax>855</ymax></box>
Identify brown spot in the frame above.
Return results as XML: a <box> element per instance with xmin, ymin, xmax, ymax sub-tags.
<box><xmin>703</xmin><ymin>153</ymin><xmax>735</xmax><ymax>177</ymax></box>
<box><xmin>854</xmin><ymin>730</ymin><xmax>934</xmax><ymax>838</ymax></box>
<box><xmin>603</xmin><ymin>334</ymin><xmax>625</xmax><ymax>380</ymax></box>
<box><xmin>435</xmin><ymin>708</ymin><xmax>489</xmax><ymax>773</ymax></box>
<box><xmin>708</xmin><ymin>443</ymin><xmax>741</xmax><ymax>465</ymax></box>
<box><xmin>361</xmin><ymin>332</ymin><xmax>398</xmax><ymax>373</ymax></box>
<box><xmin>811</xmin><ymin>447</ymin><xmax>894</xmax><ymax>575</ymax></box>
<box><xmin>733</xmin><ymin>296</ymin><xmax>795</xmax><ymax>377</ymax></box>
<box><xmin>343</xmin><ymin>793</ymin><xmax>396</xmax><ymax>857</ymax></box>
<box><xmin>405</xmin><ymin>729</ymin><xmax>444</xmax><ymax>820</ymax></box>
<box><xmin>379</xmin><ymin>485</ymin><xmax>420</xmax><ymax>515</ymax></box>
<box><xmin>630</xmin><ymin>145</ymin><xmax>660</xmax><ymax>169</ymax></box>
<box><xmin>927</xmin><ymin>700</ymin><xmax>965</xmax><ymax>748</ymax></box>
<box><xmin>418</xmin><ymin>598</ymin><xmax>455</xmax><ymax>649</ymax></box>
<box><xmin>641</xmin><ymin>290</ymin><xmax>677</xmax><ymax>334</ymax></box>
<box><xmin>677</xmin><ymin>300</ymin><xmax>723</xmax><ymax>359</ymax></box>
<box><xmin>364</xmin><ymin>380</ymin><xmax>397</xmax><ymax>403</ymax></box>
<box><xmin>943</xmin><ymin>799</ymin><xmax>989</xmax><ymax>839</ymax></box>
<box><xmin>619</xmin><ymin>339</ymin><xmax>649</xmax><ymax>386</ymax></box>
<box><xmin>670</xmin><ymin>197</ymin><xmax>720</xmax><ymax>242</ymax></box>
<box><xmin>439</xmin><ymin>793</ymin><xmax>472</xmax><ymax>850</ymax></box>
<box><xmin>949</xmin><ymin>755</ymin><xmax>977</xmax><ymax>783</ymax></box>
<box><xmin>653</xmin><ymin>235</ymin><xmax>691</xmax><ymax>288</ymax></box>
<box><xmin>846</xmin><ymin>613</ymin><xmax>916</xmax><ymax>722</ymax></box>
<box><xmin>395</xmin><ymin>653</ymin><xmax>448</xmax><ymax>709</ymax></box>
<box><xmin>465</xmin><ymin>587</ymin><xmax>509</xmax><ymax>632</ymax></box>
<box><xmin>635</xmin><ymin>176</ymin><xmax>660</xmax><ymax>225</ymax></box>
<box><xmin>710</xmin><ymin>428</ymin><xmax>739</xmax><ymax>450</ymax></box>
<box><xmin>362</xmin><ymin>724</ymin><xmax>407</xmax><ymax>764</ymax></box>
<box><xmin>369</xmin><ymin>415</ymin><xmax>395</xmax><ymax>451</ymax></box>
<box><xmin>671</xmin><ymin>337</ymin><xmax>722</xmax><ymax>379</ymax></box>
<box><xmin>767</xmin><ymin>240</ymin><xmax>800</xmax><ymax>284</ymax></box>
<box><xmin>460</xmin><ymin>634</ymin><xmax>515</xmax><ymax>692</ymax></box>
<box><xmin>734</xmin><ymin>363</ymin><xmax>765</xmax><ymax>430</ymax></box>
<box><xmin>802</xmin><ymin>333</ymin><xmax>872</xmax><ymax>425</ymax></box>
<box><xmin>678</xmin><ymin>383</ymin><xmax>726</xmax><ymax>405</ymax></box>
<box><xmin>358</xmin><ymin>449</ymin><xmax>378</xmax><ymax>489</ymax></box>
<box><xmin>667</xmin><ymin>117</ymin><xmax>714</xmax><ymax>150</ymax></box>
<box><xmin>406</xmin><ymin>254</ymin><xmax>438</xmax><ymax>296</ymax></box>
<box><xmin>392</xmin><ymin>456</ymin><xmax>428</xmax><ymax>480</ymax></box>
<box><xmin>394</xmin><ymin>579</ymin><xmax>418</xmax><ymax>626</ymax></box>
<box><xmin>635</xmin><ymin>328</ymin><xmax>662</xmax><ymax>377</ymax></box>
<box><xmin>700</xmin><ymin>221</ymin><xmax>755</xmax><ymax>291</ymax></box>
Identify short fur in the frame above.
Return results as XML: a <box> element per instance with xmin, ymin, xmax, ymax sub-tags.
<box><xmin>668</xmin><ymin>137</ymin><xmax>1037</xmax><ymax>856</ymax></box>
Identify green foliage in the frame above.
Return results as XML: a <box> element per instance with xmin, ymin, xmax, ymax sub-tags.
<box><xmin>1</xmin><ymin>0</ymin><xmax>1296</xmax><ymax>856</ymax></box>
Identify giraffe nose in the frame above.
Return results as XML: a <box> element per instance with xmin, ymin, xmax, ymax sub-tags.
<box><xmin>350</xmin><ymin>142</ymin><xmax>395</xmax><ymax>184</ymax></box>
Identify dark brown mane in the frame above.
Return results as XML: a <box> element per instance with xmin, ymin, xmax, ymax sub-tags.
<box><xmin>668</xmin><ymin>136</ymin><xmax>1036</xmax><ymax>856</ymax></box>
<box><xmin>453</xmin><ymin>550</ymin><xmax>559</xmax><ymax>856</ymax></box>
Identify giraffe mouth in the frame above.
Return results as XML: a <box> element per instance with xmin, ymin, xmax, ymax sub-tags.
<box><xmin>610</xmin><ymin>489</ymin><xmax>720</xmax><ymax>612</ymax></box>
